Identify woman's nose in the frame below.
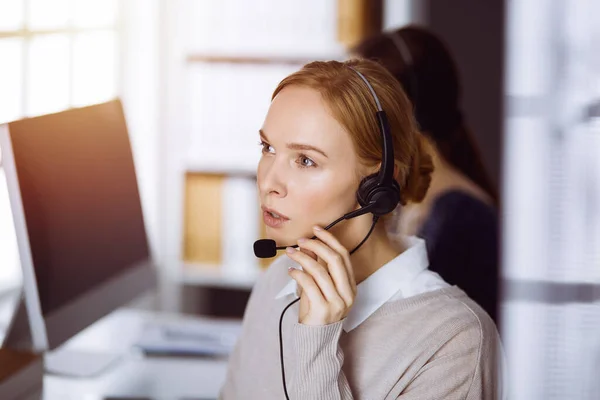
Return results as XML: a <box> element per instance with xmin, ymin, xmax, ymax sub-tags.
<box><xmin>258</xmin><ymin>159</ymin><xmax>288</xmax><ymax>197</ymax></box>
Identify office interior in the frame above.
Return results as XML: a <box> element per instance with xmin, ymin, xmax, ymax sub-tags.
<box><xmin>0</xmin><ymin>0</ymin><xmax>598</xmax><ymax>399</ymax></box>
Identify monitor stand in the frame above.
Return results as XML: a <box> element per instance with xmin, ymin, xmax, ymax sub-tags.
<box><xmin>3</xmin><ymin>295</ymin><xmax>125</xmax><ymax>377</ymax></box>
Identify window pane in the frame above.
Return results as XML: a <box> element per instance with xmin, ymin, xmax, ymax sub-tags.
<box><xmin>28</xmin><ymin>0</ymin><xmax>69</xmax><ymax>30</ymax></box>
<box><xmin>0</xmin><ymin>38</ymin><xmax>23</xmax><ymax>123</ymax></box>
<box><xmin>0</xmin><ymin>0</ymin><xmax>24</xmax><ymax>31</ymax></box>
<box><xmin>73</xmin><ymin>0</ymin><xmax>118</xmax><ymax>28</ymax></box>
<box><xmin>72</xmin><ymin>31</ymin><xmax>117</xmax><ymax>107</ymax></box>
<box><xmin>27</xmin><ymin>34</ymin><xmax>70</xmax><ymax>116</ymax></box>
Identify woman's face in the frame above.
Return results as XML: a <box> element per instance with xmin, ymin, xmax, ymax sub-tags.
<box><xmin>257</xmin><ymin>85</ymin><xmax>360</xmax><ymax>246</ymax></box>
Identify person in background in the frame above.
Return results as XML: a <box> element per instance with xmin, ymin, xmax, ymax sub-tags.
<box><xmin>353</xmin><ymin>26</ymin><xmax>500</xmax><ymax>323</ymax></box>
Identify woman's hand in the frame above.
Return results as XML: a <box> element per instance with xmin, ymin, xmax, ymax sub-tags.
<box><xmin>285</xmin><ymin>225</ymin><xmax>357</xmax><ymax>326</ymax></box>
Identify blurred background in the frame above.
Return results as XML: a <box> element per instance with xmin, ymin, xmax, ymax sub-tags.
<box><xmin>0</xmin><ymin>0</ymin><xmax>598</xmax><ymax>399</ymax></box>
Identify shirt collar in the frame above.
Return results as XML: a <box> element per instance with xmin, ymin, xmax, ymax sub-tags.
<box><xmin>274</xmin><ymin>236</ymin><xmax>430</xmax><ymax>332</ymax></box>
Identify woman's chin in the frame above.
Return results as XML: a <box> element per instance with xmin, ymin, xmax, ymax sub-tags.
<box><xmin>265</xmin><ymin>228</ymin><xmax>298</xmax><ymax>247</ymax></box>
<box><xmin>265</xmin><ymin>230</ymin><xmax>287</xmax><ymax>245</ymax></box>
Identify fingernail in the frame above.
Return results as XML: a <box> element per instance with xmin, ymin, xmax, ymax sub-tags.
<box><xmin>297</xmin><ymin>238</ymin><xmax>307</xmax><ymax>244</ymax></box>
<box><xmin>288</xmin><ymin>267</ymin><xmax>294</xmax><ymax>273</ymax></box>
<box><xmin>313</xmin><ymin>225</ymin><xmax>322</xmax><ymax>231</ymax></box>
<box><xmin>285</xmin><ymin>247</ymin><xmax>295</xmax><ymax>254</ymax></box>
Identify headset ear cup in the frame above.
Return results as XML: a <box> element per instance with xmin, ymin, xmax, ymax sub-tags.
<box><xmin>357</xmin><ymin>174</ymin><xmax>402</xmax><ymax>215</ymax></box>
<box><xmin>356</xmin><ymin>174</ymin><xmax>381</xmax><ymax>207</ymax></box>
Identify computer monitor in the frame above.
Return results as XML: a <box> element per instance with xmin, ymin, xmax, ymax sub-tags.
<box><xmin>0</xmin><ymin>99</ymin><xmax>157</xmax><ymax>376</ymax></box>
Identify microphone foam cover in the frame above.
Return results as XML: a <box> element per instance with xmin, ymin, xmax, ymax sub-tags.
<box><xmin>253</xmin><ymin>239</ymin><xmax>277</xmax><ymax>258</ymax></box>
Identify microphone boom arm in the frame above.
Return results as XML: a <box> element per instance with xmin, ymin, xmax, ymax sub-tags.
<box><xmin>274</xmin><ymin>202</ymin><xmax>378</xmax><ymax>251</ymax></box>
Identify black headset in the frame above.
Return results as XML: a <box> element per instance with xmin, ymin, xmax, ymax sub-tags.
<box><xmin>352</xmin><ymin>68</ymin><xmax>401</xmax><ymax>217</ymax></box>
<box><xmin>273</xmin><ymin>66</ymin><xmax>400</xmax><ymax>400</ymax></box>
<box><xmin>253</xmin><ymin>67</ymin><xmax>400</xmax><ymax>259</ymax></box>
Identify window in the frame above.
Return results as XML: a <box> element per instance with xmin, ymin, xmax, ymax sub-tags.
<box><xmin>0</xmin><ymin>0</ymin><xmax>121</xmax><ymax>293</ymax></box>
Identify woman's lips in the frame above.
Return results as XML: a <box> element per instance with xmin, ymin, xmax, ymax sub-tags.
<box><xmin>262</xmin><ymin>210</ymin><xmax>289</xmax><ymax>228</ymax></box>
<box><xmin>261</xmin><ymin>205</ymin><xmax>289</xmax><ymax>220</ymax></box>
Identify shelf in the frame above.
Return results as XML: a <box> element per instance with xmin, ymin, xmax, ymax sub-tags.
<box><xmin>185</xmin><ymin>49</ymin><xmax>348</xmax><ymax>66</ymax></box>
<box><xmin>185</xmin><ymin>164</ymin><xmax>257</xmax><ymax>178</ymax></box>
<box><xmin>179</xmin><ymin>262</ymin><xmax>264</xmax><ymax>290</ymax></box>
<box><xmin>187</xmin><ymin>54</ymin><xmax>319</xmax><ymax>66</ymax></box>
<box><xmin>185</xmin><ymin>152</ymin><xmax>259</xmax><ymax>177</ymax></box>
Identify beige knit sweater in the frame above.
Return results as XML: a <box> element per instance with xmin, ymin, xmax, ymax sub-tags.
<box><xmin>220</xmin><ymin>255</ymin><xmax>505</xmax><ymax>399</ymax></box>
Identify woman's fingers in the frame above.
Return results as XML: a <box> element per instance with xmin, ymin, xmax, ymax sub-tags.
<box><xmin>286</xmin><ymin>248</ymin><xmax>343</xmax><ymax>304</ymax></box>
<box><xmin>285</xmin><ymin>227</ymin><xmax>358</xmax><ymax>325</ymax></box>
<box><xmin>298</xmin><ymin>247</ymin><xmax>319</xmax><ymax>263</ymax></box>
<box><xmin>311</xmin><ymin>226</ymin><xmax>357</xmax><ymax>295</ymax></box>
<box><xmin>295</xmin><ymin>236</ymin><xmax>355</xmax><ymax>307</ymax></box>
<box><xmin>287</xmin><ymin>267</ymin><xmax>326</xmax><ymax>307</ymax></box>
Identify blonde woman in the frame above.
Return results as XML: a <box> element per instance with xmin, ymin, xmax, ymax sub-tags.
<box><xmin>220</xmin><ymin>59</ymin><xmax>504</xmax><ymax>400</ymax></box>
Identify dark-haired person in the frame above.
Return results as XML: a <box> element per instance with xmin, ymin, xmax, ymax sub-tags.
<box><xmin>353</xmin><ymin>26</ymin><xmax>500</xmax><ymax>323</ymax></box>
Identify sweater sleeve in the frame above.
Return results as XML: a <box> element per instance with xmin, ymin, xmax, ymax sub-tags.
<box><xmin>290</xmin><ymin>321</ymin><xmax>354</xmax><ymax>399</ymax></box>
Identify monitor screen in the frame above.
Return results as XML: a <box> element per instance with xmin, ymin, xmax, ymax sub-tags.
<box><xmin>7</xmin><ymin>100</ymin><xmax>150</xmax><ymax>316</ymax></box>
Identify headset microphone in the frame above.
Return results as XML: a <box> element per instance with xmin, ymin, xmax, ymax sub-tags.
<box><xmin>253</xmin><ymin>202</ymin><xmax>379</xmax><ymax>258</ymax></box>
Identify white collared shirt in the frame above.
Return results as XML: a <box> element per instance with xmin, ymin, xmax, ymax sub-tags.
<box><xmin>274</xmin><ymin>236</ymin><xmax>450</xmax><ymax>332</ymax></box>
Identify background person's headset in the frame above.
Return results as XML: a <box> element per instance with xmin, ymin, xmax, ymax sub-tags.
<box><xmin>252</xmin><ymin>66</ymin><xmax>401</xmax><ymax>399</ymax></box>
<box><xmin>388</xmin><ymin>31</ymin><xmax>419</xmax><ymax>113</ymax></box>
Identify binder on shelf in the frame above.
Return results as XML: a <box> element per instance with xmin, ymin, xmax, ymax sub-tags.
<box><xmin>182</xmin><ymin>172</ymin><xmax>278</xmax><ymax>287</ymax></box>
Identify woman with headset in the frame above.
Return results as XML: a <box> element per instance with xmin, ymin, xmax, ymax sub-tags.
<box><xmin>353</xmin><ymin>26</ymin><xmax>500</xmax><ymax>323</ymax></box>
<box><xmin>220</xmin><ymin>59</ymin><xmax>503</xmax><ymax>399</ymax></box>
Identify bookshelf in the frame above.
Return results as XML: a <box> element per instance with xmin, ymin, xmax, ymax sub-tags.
<box><xmin>160</xmin><ymin>0</ymin><xmax>386</xmax><ymax>296</ymax></box>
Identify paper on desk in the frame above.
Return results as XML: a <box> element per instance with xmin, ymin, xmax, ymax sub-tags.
<box><xmin>134</xmin><ymin>321</ymin><xmax>242</xmax><ymax>357</ymax></box>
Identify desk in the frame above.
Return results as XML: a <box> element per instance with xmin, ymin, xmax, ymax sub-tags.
<box><xmin>43</xmin><ymin>356</ymin><xmax>228</xmax><ymax>399</ymax></box>
<box><xmin>38</xmin><ymin>308</ymin><xmax>239</xmax><ymax>400</ymax></box>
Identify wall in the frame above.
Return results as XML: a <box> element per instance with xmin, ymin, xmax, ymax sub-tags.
<box><xmin>424</xmin><ymin>0</ymin><xmax>506</xmax><ymax>189</ymax></box>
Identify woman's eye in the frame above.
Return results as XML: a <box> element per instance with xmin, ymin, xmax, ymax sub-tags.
<box><xmin>259</xmin><ymin>141</ymin><xmax>275</xmax><ymax>154</ymax></box>
<box><xmin>297</xmin><ymin>155</ymin><xmax>316</xmax><ymax>168</ymax></box>
<box><xmin>258</xmin><ymin>141</ymin><xmax>315</xmax><ymax>168</ymax></box>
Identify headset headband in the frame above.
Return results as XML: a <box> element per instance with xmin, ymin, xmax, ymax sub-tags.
<box><xmin>347</xmin><ymin>66</ymin><xmax>395</xmax><ymax>189</ymax></box>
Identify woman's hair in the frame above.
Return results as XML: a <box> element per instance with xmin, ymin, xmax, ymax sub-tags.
<box><xmin>352</xmin><ymin>25</ymin><xmax>498</xmax><ymax>203</ymax></box>
<box><xmin>272</xmin><ymin>58</ymin><xmax>434</xmax><ymax>215</ymax></box>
